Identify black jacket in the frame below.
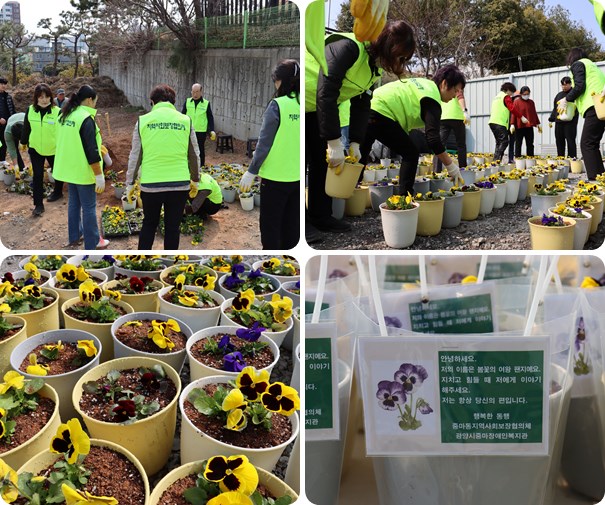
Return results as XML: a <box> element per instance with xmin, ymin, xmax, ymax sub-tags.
<box><xmin>548</xmin><ymin>90</ymin><xmax>579</xmax><ymax>124</ymax></box>
<box><xmin>0</xmin><ymin>92</ymin><xmax>15</xmax><ymax>121</ymax></box>
<box><xmin>566</xmin><ymin>60</ymin><xmax>587</xmax><ymax>105</ymax></box>
<box><xmin>316</xmin><ymin>37</ymin><xmax>380</xmax><ymax>142</ymax></box>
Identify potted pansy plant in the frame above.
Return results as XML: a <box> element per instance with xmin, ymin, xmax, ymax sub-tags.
<box><xmin>148</xmin><ymin>453</ymin><xmax>298</xmax><ymax>505</ymax></box>
<box><xmin>19</xmin><ymin>256</ymin><xmax>66</xmax><ymax>276</ymax></box>
<box><xmin>252</xmin><ymin>258</ymin><xmax>300</xmax><ymax>284</ymax></box>
<box><xmin>161</xmin><ymin>262</ymin><xmax>217</xmax><ymax>288</ymax></box>
<box><xmin>158</xmin><ymin>273</ymin><xmax>225</xmax><ymax>332</ymax></box>
<box><xmin>73</xmin><ymin>356</ymin><xmax>181</xmax><ymax>476</ymax></box>
<box><xmin>179</xmin><ymin>366</ymin><xmax>300</xmax><ymax>471</ymax></box>
<box><xmin>204</xmin><ymin>255</ymin><xmax>251</xmax><ymax>277</ymax></box>
<box><xmin>66</xmin><ymin>255</ymin><xmax>116</xmax><ymax>280</ymax></box>
<box><xmin>114</xmin><ymin>255</ymin><xmax>166</xmax><ymax>280</ymax></box>
<box><xmin>527</xmin><ymin>214</ymin><xmax>575</xmax><ymax>250</ymax></box>
<box><xmin>0</xmin><ymin>303</ymin><xmax>27</xmax><ymax>377</ymax></box>
<box><xmin>0</xmin><ymin>283</ymin><xmax>59</xmax><ymax>337</ymax></box>
<box><xmin>219</xmin><ymin>265</ymin><xmax>279</xmax><ymax>300</ymax></box>
<box><xmin>186</xmin><ymin>324</ymin><xmax>279</xmax><ymax>381</ymax></box>
<box><xmin>220</xmin><ymin>289</ymin><xmax>294</xmax><ymax>347</ymax></box>
<box><xmin>7</xmin><ymin>263</ymin><xmax>51</xmax><ymax>288</ymax></box>
<box><xmin>379</xmin><ymin>193</ymin><xmax>419</xmax><ymax>248</ymax></box>
<box><xmin>103</xmin><ymin>273</ymin><xmax>164</xmax><ymax>312</ymax></box>
<box><xmin>0</xmin><ymin>417</ymin><xmax>149</xmax><ymax>505</ymax></box>
<box><xmin>548</xmin><ymin>202</ymin><xmax>592</xmax><ymax>250</ymax></box>
<box><xmin>414</xmin><ymin>191</ymin><xmax>445</xmax><ymax>236</ymax></box>
<box><xmin>0</xmin><ymin>371</ymin><xmax>60</xmax><ymax>470</ymax></box>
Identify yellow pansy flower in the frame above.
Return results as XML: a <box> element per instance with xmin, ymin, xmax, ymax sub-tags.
<box><xmin>222</xmin><ymin>389</ymin><xmax>247</xmax><ymax>412</ymax></box>
<box><xmin>204</xmin><ymin>455</ymin><xmax>259</xmax><ymax>495</ymax></box>
<box><xmin>268</xmin><ymin>294</ymin><xmax>293</xmax><ymax>323</ymax></box>
<box><xmin>207</xmin><ymin>492</ymin><xmax>253</xmax><ymax>505</ymax></box>
<box><xmin>26</xmin><ymin>354</ymin><xmax>50</xmax><ymax>376</ymax></box>
<box><xmin>77</xmin><ymin>340</ymin><xmax>98</xmax><ymax>357</ymax></box>
<box><xmin>0</xmin><ymin>458</ymin><xmax>18</xmax><ymax>503</ymax></box>
<box><xmin>0</xmin><ymin>303</ymin><xmax>11</xmax><ymax>314</ymax></box>
<box><xmin>0</xmin><ymin>371</ymin><xmax>24</xmax><ymax>394</ymax></box>
<box><xmin>232</xmin><ymin>290</ymin><xmax>255</xmax><ymax>312</ymax></box>
<box><xmin>24</xmin><ymin>262</ymin><xmax>41</xmax><ymax>280</ymax></box>
<box><xmin>61</xmin><ymin>484</ymin><xmax>118</xmax><ymax>505</ymax></box>
<box><xmin>581</xmin><ymin>277</ymin><xmax>600</xmax><ymax>289</ymax></box>
<box><xmin>50</xmin><ymin>418</ymin><xmax>91</xmax><ymax>464</ymax></box>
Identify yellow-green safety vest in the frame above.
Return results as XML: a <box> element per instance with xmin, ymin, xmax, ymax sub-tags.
<box><xmin>590</xmin><ymin>0</ymin><xmax>605</xmax><ymax>34</ymax></box>
<box><xmin>305</xmin><ymin>32</ymin><xmax>382</xmax><ymax>113</ymax></box>
<box><xmin>138</xmin><ymin>102</ymin><xmax>191</xmax><ymax>184</ymax></box>
<box><xmin>27</xmin><ymin>105</ymin><xmax>59</xmax><ymax>156</ymax></box>
<box><xmin>338</xmin><ymin>99</ymin><xmax>351</xmax><ymax>127</ymax></box>
<box><xmin>371</xmin><ymin>78</ymin><xmax>441</xmax><ymax>132</ymax></box>
<box><xmin>259</xmin><ymin>95</ymin><xmax>300</xmax><ymax>182</ymax></box>
<box><xmin>198</xmin><ymin>172</ymin><xmax>223</xmax><ymax>204</ymax></box>
<box><xmin>489</xmin><ymin>91</ymin><xmax>510</xmax><ymax>127</ymax></box>
<box><xmin>185</xmin><ymin>98</ymin><xmax>209</xmax><ymax>132</ymax></box>
<box><xmin>54</xmin><ymin>105</ymin><xmax>102</xmax><ymax>185</ymax></box>
<box><xmin>571</xmin><ymin>58</ymin><xmax>605</xmax><ymax>116</ymax></box>
<box><xmin>441</xmin><ymin>96</ymin><xmax>465</xmax><ymax>121</ymax></box>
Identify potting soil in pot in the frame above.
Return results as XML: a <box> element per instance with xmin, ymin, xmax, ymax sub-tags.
<box><xmin>17</xmin><ymin>342</ymin><xmax>95</xmax><ymax>375</ymax></box>
<box><xmin>65</xmin><ymin>302</ymin><xmax>129</xmax><ymax>322</ymax></box>
<box><xmin>155</xmin><ymin>473</ymin><xmax>279</xmax><ymax>505</ymax></box>
<box><xmin>114</xmin><ymin>320</ymin><xmax>188</xmax><ymax>353</ymax></box>
<box><xmin>0</xmin><ymin>324</ymin><xmax>24</xmax><ymax>342</ymax></box>
<box><xmin>0</xmin><ymin>397</ymin><xmax>55</xmax><ymax>454</ymax></box>
<box><xmin>35</xmin><ymin>446</ymin><xmax>146</xmax><ymax>505</ymax></box>
<box><xmin>183</xmin><ymin>384</ymin><xmax>293</xmax><ymax>448</ymax></box>
<box><xmin>78</xmin><ymin>368</ymin><xmax>178</xmax><ymax>422</ymax></box>
<box><xmin>189</xmin><ymin>334</ymin><xmax>274</xmax><ymax>370</ymax></box>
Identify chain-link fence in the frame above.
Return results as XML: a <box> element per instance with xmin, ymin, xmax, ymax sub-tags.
<box><xmin>154</xmin><ymin>3</ymin><xmax>299</xmax><ymax>50</ymax></box>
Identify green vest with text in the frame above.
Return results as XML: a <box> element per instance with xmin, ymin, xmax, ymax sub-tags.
<box><xmin>138</xmin><ymin>102</ymin><xmax>191</xmax><ymax>184</ymax></box>
<box><xmin>489</xmin><ymin>91</ymin><xmax>510</xmax><ymax>127</ymax></box>
<box><xmin>54</xmin><ymin>105</ymin><xmax>102</xmax><ymax>185</ymax></box>
<box><xmin>371</xmin><ymin>78</ymin><xmax>441</xmax><ymax>132</ymax></box>
<box><xmin>259</xmin><ymin>95</ymin><xmax>300</xmax><ymax>182</ymax></box>
<box><xmin>441</xmin><ymin>96</ymin><xmax>465</xmax><ymax>121</ymax></box>
<box><xmin>185</xmin><ymin>98</ymin><xmax>209</xmax><ymax>132</ymax></box>
<box><xmin>571</xmin><ymin>58</ymin><xmax>605</xmax><ymax>116</ymax></box>
<box><xmin>305</xmin><ymin>32</ymin><xmax>382</xmax><ymax>113</ymax></box>
<box><xmin>198</xmin><ymin>173</ymin><xmax>223</xmax><ymax>204</ymax></box>
<box><xmin>28</xmin><ymin>105</ymin><xmax>59</xmax><ymax>156</ymax></box>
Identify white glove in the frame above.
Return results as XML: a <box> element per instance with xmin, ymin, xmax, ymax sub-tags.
<box><xmin>557</xmin><ymin>97</ymin><xmax>567</xmax><ymax>114</ymax></box>
<box><xmin>46</xmin><ymin>167</ymin><xmax>55</xmax><ymax>183</ymax></box>
<box><xmin>348</xmin><ymin>142</ymin><xmax>361</xmax><ymax>163</ymax></box>
<box><xmin>210</xmin><ymin>131</ymin><xmax>217</xmax><ymax>141</ymax></box>
<box><xmin>464</xmin><ymin>111</ymin><xmax>471</xmax><ymax>125</ymax></box>
<box><xmin>521</xmin><ymin>116</ymin><xmax>529</xmax><ymax>124</ymax></box>
<box><xmin>326</xmin><ymin>138</ymin><xmax>345</xmax><ymax>168</ymax></box>
<box><xmin>95</xmin><ymin>174</ymin><xmax>105</xmax><ymax>193</ymax></box>
<box><xmin>239</xmin><ymin>171</ymin><xmax>256</xmax><ymax>192</ymax></box>
<box><xmin>444</xmin><ymin>161</ymin><xmax>460</xmax><ymax>179</ymax></box>
<box><xmin>510</xmin><ymin>125</ymin><xmax>516</xmax><ymax>135</ymax></box>
<box><xmin>103</xmin><ymin>152</ymin><xmax>113</xmax><ymax>167</ymax></box>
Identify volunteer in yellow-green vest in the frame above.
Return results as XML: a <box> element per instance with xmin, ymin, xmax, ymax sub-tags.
<box><xmin>559</xmin><ymin>48</ymin><xmax>605</xmax><ymax>180</ymax></box>
<box><xmin>53</xmin><ymin>85</ymin><xmax>108</xmax><ymax>250</ymax></box>
<box><xmin>127</xmin><ymin>84</ymin><xmax>200</xmax><ymax>249</ymax></box>
<box><xmin>488</xmin><ymin>82</ymin><xmax>518</xmax><ymax>162</ymax></box>
<box><xmin>359</xmin><ymin>65</ymin><xmax>467</xmax><ymax>196</ymax></box>
<box><xmin>187</xmin><ymin>172</ymin><xmax>223</xmax><ymax>218</ymax></box>
<box><xmin>305</xmin><ymin>20</ymin><xmax>416</xmax><ymax>244</ymax></box>
<box><xmin>434</xmin><ymin>89</ymin><xmax>469</xmax><ymax>173</ymax></box>
<box><xmin>239</xmin><ymin>59</ymin><xmax>300</xmax><ymax>249</ymax></box>
<box><xmin>182</xmin><ymin>83</ymin><xmax>215</xmax><ymax>169</ymax></box>
<box><xmin>19</xmin><ymin>83</ymin><xmax>62</xmax><ymax>216</ymax></box>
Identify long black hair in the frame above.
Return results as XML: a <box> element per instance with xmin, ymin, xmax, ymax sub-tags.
<box><xmin>59</xmin><ymin>85</ymin><xmax>97</xmax><ymax>123</ymax></box>
<box><xmin>567</xmin><ymin>48</ymin><xmax>588</xmax><ymax>67</ymax></box>
<box><xmin>32</xmin><ymin>83</ymin><xmax>53</xmax><ymax>112</ymax></box>
<box><xmin>272</xmin><ymin>59</ymin><xmax>299</xmax><ymax>102</ymax></box>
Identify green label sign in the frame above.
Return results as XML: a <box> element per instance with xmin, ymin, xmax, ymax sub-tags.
<box><xmin>439</xmin><ymin>350</ymin><xmax>544</xmax><ymax>443</ymax></box>
<box><xmin>409</xmin><ymin>294</ymin><xmax>494</xmax><ymax>334</ymax></box>
<box><xmin>305</xmin><ymin>301</ymin><xmax>330</xmax><ymax>316</ymax></box>
<box><xmin>305</xmin><ymin>338</ymin><xmax>334</xmax><ymax>430</ymax></box>
<box><xmin>385</xmin><ymin>264</ymin><xmax>421</xmax><ymax>283</ymax></box>
<box><xmin>482</xmin><ymin>262</ymin><xmax>525</xmax><ymax>280</ymax></box>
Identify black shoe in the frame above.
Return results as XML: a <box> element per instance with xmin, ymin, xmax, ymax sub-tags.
<box><xmin>306</xmin><ymin>224</ymin><xmax>323</xmax><ymax>244</ymax></box>
<box><xmin>311</xmin><ymin>216</ymin><xmax>351</xmax><ymax>233</ymax></box>
<box><xmin>32</xmin><ymin>205</ymin><xmax>44</xmax><ymax>216</ymax></box>
<box><xmin>47</xmin><ymin>193</ymin><xmax>63</xmax><ymax>202</ymax></box>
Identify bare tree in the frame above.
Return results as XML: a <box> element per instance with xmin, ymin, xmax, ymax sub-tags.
<box><xmin>37</xmin><ymin>18</ymin><xmax>70</xmax><ymax>75</ymax></box>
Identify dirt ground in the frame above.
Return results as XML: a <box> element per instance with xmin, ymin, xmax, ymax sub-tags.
<box><xmin>0</xmin><ymin>106</ymin><xmax>261</xmax><ymax>250</ymax></box>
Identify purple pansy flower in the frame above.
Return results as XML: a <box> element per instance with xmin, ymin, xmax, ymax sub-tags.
<box><xmin>236</xmin><ymin>321</ymin><xmax>266</xmax><ymax>342</ymax></box>
<box><xmin>575</xmin><ymin>317</ymin><xmax>586</xmax><ymax>352</ymax></box>
<box><xmin>224</xmin><ymin>272</ymin><xmax>245</xmax><ymax>290</ymax></box>
<box><xmin>102</xmin><ymin>255</ymin><xmax>116</xmax><ymax>264</ymax></box>
<box><xmin>376</xmin><ymin>380</ymin><xmax>406</xmax><ymax>410</ymax></box>
<box><xmin>448</xmin><ymin>272</ymin><xmax>466</xmax><ymax>284</ymax></box>
<box><xmin>247</xmin><ymin>268</ymin><xmax>262</xmax><ymax>279</ymax></box>
<box><xmin>394</xmin><ymin>363</ymin><xmax>428</xmax><ymax>393</ymax></box>
<box><xmin>232</xmin><ymin>263</ymin><xmax>246</xmax><ymax>275</ymax></box>
<box><xmin>384</xmin><ymin>316</ymin><xmax>402</xmax><ymax>328</ymax></box>
<box><xmin>295</xmin><ymin>280</ymin><xmax>300</xmax><ymax>290</ymax></box>
<box><xmin>23</xmin><ymin>277</ymin><xmax>35</xmax><ymax>286</ymax></box>
<box><xmin>218</xmin><ymin>335</ymin><xmax>235</xmax><ymax>353</ymax></box>
<box><xmin>223</xmin><ymin>351</ymin><xmax>246</xmax><ymax>372</ymax></box>
<box><xmin>418</xmin><ymin>399</ymin><xmax>433</xmax><ymax>415</ymax></box>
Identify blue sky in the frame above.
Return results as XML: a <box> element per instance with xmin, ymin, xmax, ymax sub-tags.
<box><xmin>326</xmin><ymin>0</ymin><xmax>605</xmax><ymax>47</ymax></box>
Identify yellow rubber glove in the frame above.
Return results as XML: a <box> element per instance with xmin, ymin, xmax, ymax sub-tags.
<box><xmin>210</xmin><ymin>131</ymin><xmax>217</xmax><ymax>141</ymax></box>
<box><xmin>189</xmin><ymin>180</ymin><xmax>199</xmax><ymax>199</ymax></box>
<box><xmin>19</xmin><ymin>143</ymin><xmax>27</xmax><ymax>152</ymax></box>
<box><xmin>538</xmin><ymin>125</ymin><xmax>543</xmax><ymax>134</ymax></box>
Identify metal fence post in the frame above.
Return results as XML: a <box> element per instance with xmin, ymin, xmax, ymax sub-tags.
<box><xmin>243</xmin><ymin>11</ymin><xmax>249</xmax><ymax>49</ymax></box>
<box><xmin>204</xmin><ymin>17</ymin><xmax>208</xmax><ymax>49</ymax></box>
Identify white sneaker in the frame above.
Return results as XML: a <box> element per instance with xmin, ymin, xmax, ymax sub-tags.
<box><xmin>96</xmin><ymin>238</ymin><xmax>110</xmax><ymax>249</ymax></box>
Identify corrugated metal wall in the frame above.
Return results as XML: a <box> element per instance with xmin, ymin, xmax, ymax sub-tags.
<box><xmin>465</xmin><ymin>62</ymin><xmax>605</xmax><ymax>155</ymax></box>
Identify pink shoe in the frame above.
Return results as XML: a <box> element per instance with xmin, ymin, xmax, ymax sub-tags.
<box><xmin>96</xmin><ymin>238</ymin><xmax>110</xmax><ymax>249</ymax></box>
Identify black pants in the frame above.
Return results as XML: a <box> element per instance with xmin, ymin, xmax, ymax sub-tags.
<box><xmin>306</xmin><ymin>111</ymin><xmax>333</xmax><ymax>223</ymax></box>
<box><xmin>489</xmin><ymin>123</ymin><xmax>509</xmax><ymax>162</ymax></box>
<box><xmin>508</xmin><ymin>130</ymin><xmax>515</xmax><ymax>162</ymax></box>
<box><xmin>29</xmin><ymin>149</ymin><xmax>55</xmax><ymax>207</ymax></box>
<box><xmin>434</xmin><ymin>119</ymin><xmax>467</xmax><ymax>172</ymax></box>
<box><xmin>0</xmin><ymin>124</ymin><xmax>6</xmax><ymax>161</ymax></box>
<box><xmin>194</xmin><ymin>198</ymin><xmax>221</xmax><ymax>217</ymax></box>
<box><xmin>580</xmin><ymin>107</ymin><xmax>605</xmax><ymax>180</ymax></box>
<box><xmin>139</xmin><ymin>190</ymin><xmax>188</xmax><ymax>249</ymax></box>
<box><xmin>514</xmin><ymin>127</ymin><xmax>534</xmax><ymax>157</ymax></box>
<box><xmin>12</xmin><ymin>138</ymin><xmax>24</xmax><ymax>169</ymax></box>
<box><xmin>554</xmin><ymin>121</ymin><xmax>578</xmax><ymax>158</ymax></box>
<box><xmin>260</xmin><ymin>179</ymin><xmax>299</xmax><ymax>250</ymax></box>
<box><xmin>195</xmin><ymin>132</ymin><xmax>207</xmax><ymax>168</ymax></box>
<box><xmin>360</xmin><ymin>111</ymin><xmax>419</xmax><ymax>196</ymax></box>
